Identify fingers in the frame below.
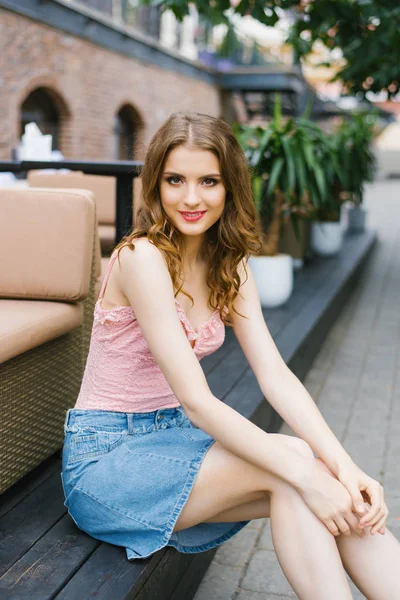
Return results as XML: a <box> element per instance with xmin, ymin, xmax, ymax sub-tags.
<box><xmin>358</xmin><ymin>482</ymin><xmax>388</xmax><ymax>535</ymax></box>
<box><xmin>346</xmin><ymin>511</ymin><xmax>366</xmax><ymax>537</ymax></box>
<box><xmin>325</xmin><ymin>518</ymin><xmax>340</xmax><ymax>536</ymax></box>
<box><xmin>334</xmin><ymin>515</ymin><xmax>351</xmax><ymax>536</ymax></box>
<box><xmin>359</xmin><ymin>481</ymin><xmax>384</xmax><ymax>529</ymax></box>
<box><xmin>326</xmin><ymin>512</ymin><xmax>365</xmax><ymax>538</ymax></box>
<box><xmin>370</xmin><ymin>503</ymin><xmax>389</xmax><ymax>535</ymax></box>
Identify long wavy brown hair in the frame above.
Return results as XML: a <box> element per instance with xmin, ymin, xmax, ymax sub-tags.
<box><xmin>114</xmin><ymin>110</ymin><xmax>263</xmax><ymax>326</ymax></box>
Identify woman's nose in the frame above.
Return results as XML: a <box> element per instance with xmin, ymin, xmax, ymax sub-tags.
<box><xmin>184</xmin><ymin>184</ymin><xmax>201</xmax><ymax>206</ymax></box>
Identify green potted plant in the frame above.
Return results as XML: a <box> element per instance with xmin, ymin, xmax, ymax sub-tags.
<box><xmin>308</xmin><ymin>123</ymin><xmax>346</xmax><ymax>256</ymax></box>
<box><xmin>338</xmin><ymin>113</ymin><xmax>376</xmax><ymax>233</ymax></box>
<box><xmin>234</xmin><ymin>95</ymin><xmax>329</xmax><ymax>307</ymax></box>
<box><xmin>310</xmin><ymin>112</ymin><xmax>376</xmax><ymax>254</ymax></box>
<box><xmin>278</xmin><ymin>215</ymin><xmax>311</xmax><ymax>269</ymax></box>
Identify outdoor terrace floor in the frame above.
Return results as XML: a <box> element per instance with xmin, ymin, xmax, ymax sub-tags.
<box><xmin>0</xmin><ymin>206</ymin><xmax>377</xmax><ymax>599</ymax></box>
<box><xmin>194</xmin><ymin>178</ymin><xmax>400</xmax><ymax>600</ymax></box>
<box><xmin>0</xmin><ymin>230</ymin><xmax>375</xmax><ymax>600</ymax></box>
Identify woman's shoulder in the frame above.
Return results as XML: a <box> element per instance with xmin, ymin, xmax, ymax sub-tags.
<box><xmin>116</xmin><ymin>237</ymin><xmax>157</xmax><ymax>260</ymax></box>
<box><xmin>116</xmin><ymin>237</ymin><xmax>168</xmax><ymax>275</ymax></box>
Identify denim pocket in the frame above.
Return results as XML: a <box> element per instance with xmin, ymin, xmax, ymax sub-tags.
<box><xmin>175</xmin><ymin>410</ymin><xmax>192</xmax><ymax>428</ymax></box>
<box><xmin>177</xmin><ymin>412</ymin><xmax>199</xmax><ymax>441</ymax></box>
<box><xmin>67</xmin><ymin>429</ymin><xmax>127</xmax><ymax>465</ymax></box>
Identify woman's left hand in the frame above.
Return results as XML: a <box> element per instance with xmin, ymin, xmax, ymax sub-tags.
<box><xmin>337</xmin><ymin>462</ymin><xmax>388</xmax><ymax>535</ymax></box>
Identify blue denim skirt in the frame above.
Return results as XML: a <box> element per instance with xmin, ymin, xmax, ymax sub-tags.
<box><xmin>61</xmin><ymin>406</ymin><xmax>251</xmax><ymax>560</ymax></box>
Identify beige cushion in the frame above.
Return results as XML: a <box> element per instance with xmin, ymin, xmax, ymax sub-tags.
<box><xmin>0</xmin><ymin>187</ymin><xmax>95</xmax><ymax>302</ymax></box>
<box><xmin>27</xmin><ymin>171</ymin><xmax>116</xmax><ymax>225</ymax></box>
<box><xmin>0</xmin><ymin>300</ymin><xmax>83</xmax><ymax>364</ymax></box>
<box><xmin>28</xmin><ymin>172</ymin><xmax>144</xmax><ymax>249</ymax></box>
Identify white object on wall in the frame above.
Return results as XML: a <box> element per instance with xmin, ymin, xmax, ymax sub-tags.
<box><xmin>18</xmin><ymin>122</ymin><xmax>53</xmax><ymax>161</ymax></box>
<box><xmin>159</xmin><ymin>10</ymin><xmax>178</xmax><ymax>49</ymax></box>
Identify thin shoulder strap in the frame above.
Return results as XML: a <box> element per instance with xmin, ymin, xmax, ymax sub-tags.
<box><xmin>98</xmin><ymin>250</ymin><xmax>119</xmax><ymax>301</ymax></box>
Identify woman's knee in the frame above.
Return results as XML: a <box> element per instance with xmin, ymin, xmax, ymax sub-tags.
<box><xmin>269</xmin><ymin>433</ymin><xmax>314</xmax><ymax>461</ymax></box>
<box><xmin>261</xmin><ymin>435</ymin><xmax>313</xmax><ymax>496</ymax></box>
<box><xmin>293</xmin><ymin>437</ymin><xmax>314</xmax><ymax>460</ymax></box>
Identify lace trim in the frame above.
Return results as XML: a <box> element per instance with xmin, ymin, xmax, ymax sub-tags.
<box><xmin>94</xmin><ymin>299</ymin><xmax>134</xmax><ymax>325</ymax></box>
<box><xmin>174</xmin><ymin>298</ymin><xmax>223</xmax><ymax>341</ymax></box>
<box><xmin>94</xmin><ymin>297</ymin><xmax>224</xmax><ymax>339</ymax></box>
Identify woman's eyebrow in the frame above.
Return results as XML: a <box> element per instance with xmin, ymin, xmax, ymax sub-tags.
<box><xmin>163</xmin><ymin>171</ymin><xmax>221</xmax><ymax>178</ymax></box>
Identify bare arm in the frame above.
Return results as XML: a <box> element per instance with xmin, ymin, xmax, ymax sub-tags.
<box><xmin>232</xmin><ymin>258</ymin><xmax>355</xmax><ymax>476</ymax></box>
<box><xmin>118</xmin><ymin>240</ymin><xmax>312</xmax><ymax>490</ymax></box>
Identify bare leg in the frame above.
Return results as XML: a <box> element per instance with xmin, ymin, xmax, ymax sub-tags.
<box><xmin>208</xmin><ymin>494</ymin><xmax>400</xmax><ymax>599</ymax></box>
<box><xmin>335</xmin><ymin>524</ymin><xmax>400</xmax><ymax>600</ymax></box>
<box><xmin>314</xmin><ymin>458</ymin><xmax>400</xmax><ymax>599</ymax></box>
<box><xmin>206</xmin><ymin>458</ymin><xmax>400</xmax><ymax>599</ymax></box>
<box><xmin>199</xmin><ymin>447</ymin><xmax>353</xmax><ymax>599</ymax></box>
<box><xmin>269</xmin><ymin>482</ymin><xmax>353</xmax><ymax>600</ymax></box>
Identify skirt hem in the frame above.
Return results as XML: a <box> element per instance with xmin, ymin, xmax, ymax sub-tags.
<box><xmin>125</xmin><ymin>437</ymin><xmax>251</xmax><ymax>560</ymax></box>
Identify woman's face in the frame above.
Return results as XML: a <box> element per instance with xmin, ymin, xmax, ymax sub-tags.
<box><xmin>159</xmin><ymin>145</ymin><xmax>226</xmax><ymax>241</ymax></box>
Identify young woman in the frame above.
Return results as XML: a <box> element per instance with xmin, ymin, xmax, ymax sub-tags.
<box><xmin>61</xmin><ymin>111</ymin><xmax>400</xmax><ymax>599</ymax></box>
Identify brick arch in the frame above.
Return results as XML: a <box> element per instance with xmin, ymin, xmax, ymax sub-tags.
<box><xmin>113</xmin><ymin>102</ymin><xmax>145</xmax><ymax>161</ymax></box>
<box><xmin>17</xmin><ymin>78</ymin><xmax>72</xmax><ymax>157</ymax></box>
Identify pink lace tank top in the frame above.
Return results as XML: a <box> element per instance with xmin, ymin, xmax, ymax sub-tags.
<box><xmin>74</xmin><ymin>248</ymin><xmax>226</xmax><ymax>412</ymax></box>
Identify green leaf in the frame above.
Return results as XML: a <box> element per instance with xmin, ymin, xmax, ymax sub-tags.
<box><xmin>281</xmin><ymin>135</ymin><xmax>296</xmax><ymax>193</ymax></box>
<box><xmin>294</xmin><ymin>150</ymin><xmax>306</xmax><ymax>201</ymax></box>
<box><xmin>303</xmin><ymin>141</ymin><xmax>316</xmax><ymax>170</ymax></box>
<box><xmin>313</xmin><ymin>163</ymin><xmax>327</xmax><ymax>202</ymax></box>
<box><xmin>259</xmin><ymin>127</ymin><xmax>274</xmax><ymax>151</ymax></box>
<box><xmin>267</xmin><ymin>157</ymin><xmax>284</xmax><ymax>197</ymax></box>
<box><xmin>302</xmin><ymin>97</ymin><xmax>313</xmax><ymax>120</ymax></box>
<box><xmin>251</xmin><ymin>175</ymin><xmax>263</xmax><ymax>212</ymax></box>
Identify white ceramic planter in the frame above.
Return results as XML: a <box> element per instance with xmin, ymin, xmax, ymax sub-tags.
<box><xmin>293</xmin><ymin>258</ymin><xmax>304</xmax><ymax>270</ymax></box>
<box><xmin>347</xmin><ymin>206</ymin><xmax>367</xmax><ymax>232</ymax></box>
<box><xmin>311</xmin><ymin>221</ymin><xmax>343</xmax><ymax>256</ymax></box>
<box><xmin>248</xmin><ymin>253</ymin><xmax>293</xmax><ymax>308</ymax></box>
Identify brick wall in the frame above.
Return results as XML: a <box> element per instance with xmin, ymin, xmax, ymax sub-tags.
<box><xmin>0</xmin><ymin>10</ymin><xmax>221</xmax><ymax>161</ymax></box>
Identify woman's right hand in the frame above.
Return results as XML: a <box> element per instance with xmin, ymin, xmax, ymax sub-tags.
<box><xmin>298</xmin><ymin>460</ymin><xmax>364</xmax><ymax>537</ymax></box>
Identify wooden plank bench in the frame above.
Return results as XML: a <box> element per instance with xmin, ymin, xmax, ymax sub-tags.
<box><xmin>0</xmin><ymin>229</ymin><xmax>376</xmax><ymax>600</ymax></box>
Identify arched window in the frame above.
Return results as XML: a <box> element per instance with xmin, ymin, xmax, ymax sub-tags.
<box><xmin>20</xmin><ymin>88</ymin><xmax>61</xmax><ymax>150</ymax></box>
<box><xmin>114</xmin><ymin>104</ymin><xmax>142</xmax><ymax>160</ymax></box>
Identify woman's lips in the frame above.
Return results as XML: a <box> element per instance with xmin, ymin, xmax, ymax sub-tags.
<box><xmin>179</xmin><ymin>211</ymin><xmax>206</xmax><ymax>222</ymax></box>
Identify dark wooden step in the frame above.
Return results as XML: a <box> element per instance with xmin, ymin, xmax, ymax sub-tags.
<box><xmin>0</xmin><ymin>229</ymin><xmax>376</xmax><ymax>600</ymax></box>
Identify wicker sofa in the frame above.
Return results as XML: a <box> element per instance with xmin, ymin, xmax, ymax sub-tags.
<box><xmin>0</xmin><ymin>186</ymin><xmax>101</xmax><ymax>495</ymax></box>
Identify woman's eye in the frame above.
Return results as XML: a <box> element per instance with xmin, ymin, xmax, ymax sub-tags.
<box><xmin>165</xmin><ymin>176</ymin><xmax>218</xmax><ymax>186</ymax></box>
<box><xmin>167</xmin><ymin>176</ymin><xmax>181</xmax><ymax>185</ymax></box>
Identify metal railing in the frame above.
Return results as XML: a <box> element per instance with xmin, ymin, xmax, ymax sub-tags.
<box><xmin>73</xmin><ymin>0</ymin><xmax>162</xmax><ymax>40</ymax></box>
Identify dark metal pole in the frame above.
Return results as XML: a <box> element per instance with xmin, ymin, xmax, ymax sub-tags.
<box><xmin>115</xmin><ymin>173</ymin><xmax>134</xmax><ymax>244</ymax></box>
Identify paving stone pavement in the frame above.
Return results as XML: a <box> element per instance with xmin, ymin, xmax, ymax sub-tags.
<box><xmin>193</xmin><ymin>178</ymin><xmax>400</xmax><ymax>600</ymax></box>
